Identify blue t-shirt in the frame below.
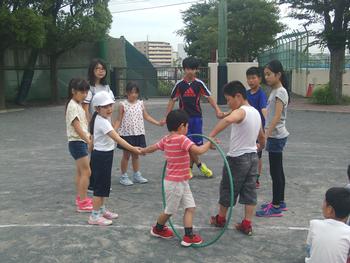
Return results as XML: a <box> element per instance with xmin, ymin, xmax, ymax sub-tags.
<box><xmin>247</xmin><ymin>88</ymin><xmax>267</xmax><ymax>127</ymax></box>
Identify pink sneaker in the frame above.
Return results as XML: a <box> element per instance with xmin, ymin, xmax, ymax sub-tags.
<box><xmin>102</xmin><ymin>210</ymin><xmax>119</xmax><ymax>220</ymax></box>
<box><xmin>88</xmin><ymin>215</ymin><xmax>112</xmax><ymax>226</ymax></box>
<box><xmin>77</xmin><ymin>199</ymin><xmax>93</xmax><ymax>213</ymax></box>
<box><xmin>75</xmin><ymin>196</ymin><xmax>93</xmax><ymax>206</ymax></box>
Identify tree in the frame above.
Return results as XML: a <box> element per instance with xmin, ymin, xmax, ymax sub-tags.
<box><xmin>16</xmin><ymin>0</ymin><xmax>112</xmax><ymax>104</ymax></box>
<box><xmin>178</xmin><ymin>0</ymin><xmax>284</xmax><ymax>64</ymax></box>
<box><xmin>279</xmin><ymin>0</ymin><xmax>350</xmax><ymax>103</ymax></box>
<box><xmin>0</xmin><ymin>1</ymin><xmax>45</xmax><ymax>109</ymax></box>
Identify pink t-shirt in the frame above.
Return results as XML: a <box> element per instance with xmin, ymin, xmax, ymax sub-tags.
<box><xmin>156</xmin><ymin>134</ymin><xmax>194</xmax><ymax>182</ymax></box>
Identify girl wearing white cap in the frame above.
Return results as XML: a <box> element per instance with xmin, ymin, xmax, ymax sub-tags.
<box><xmin>88</xmin><ymin>91</ymin><xmax>142</xmax><ymax>226</ymax></box>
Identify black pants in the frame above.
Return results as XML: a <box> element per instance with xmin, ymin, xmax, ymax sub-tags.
<box><xmin>91</xmin><ymin>150</ymin><xmax>114</xmax><ymax>197</ymax></box>
<box><xmin>269</xmin><ymin>152</ymin><xmax>285</xmax><ymax>206</ymax></box>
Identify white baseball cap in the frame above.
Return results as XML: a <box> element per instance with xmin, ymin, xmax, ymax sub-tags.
<box><xmin>92</xmin><ymin>91</ymin><xmax>115</xmax><ymax>107</ymax></box>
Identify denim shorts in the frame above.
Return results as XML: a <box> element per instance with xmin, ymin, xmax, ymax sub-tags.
<box><xmin>187</xmin><ymin>117</ymin><xmax>203</xmax><ymax>146</ymax></box>
<box><xmin>68</xmin><ymin>141</ymin><xmax>89</xmax><ymax>160</ymax></box>
<box><xmin>266</xmin><ymin>137</ymin><xmax>288</xmax><ymax>153</ymax></box>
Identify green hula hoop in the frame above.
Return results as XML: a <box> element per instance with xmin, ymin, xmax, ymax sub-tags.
<box><xmin>161</xmin><ymin>134</ymin><xmax>234</xmax><ymax>248</ymax></box>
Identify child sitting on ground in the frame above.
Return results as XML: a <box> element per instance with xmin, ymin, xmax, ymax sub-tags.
<box><xmin>305</xmin><ymin>187</ymin><xmax>350</xmax><ymax>263</ymax></box>
<box><xmin>142</xmin><ymin>109</ymin><xmax>214</xmax><ymax>246</ymax></box>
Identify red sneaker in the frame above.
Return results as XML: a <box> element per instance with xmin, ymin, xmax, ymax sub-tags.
<box><xmin>150</xmin><ymin>225</ymin><xmax>174</xmax><ymax>239</ymax></box>
<box><xmin>181</xmin><ymin>234</ymin><xmax>203</xmax><ymax>247</ymax></box>
<box><xmin>256</xmin><ymin>181</ymin><xmax>260</xmax><ymax>189</ymax></box>
<box><xmin>235</xmin><ymin>219</ymin><xmax>253</xmax><ymax>236</ymax></box>
<box><xmin>210</xmin><ymin>215</ymin><xmax>226</xmax><ymax>228</ymax></box>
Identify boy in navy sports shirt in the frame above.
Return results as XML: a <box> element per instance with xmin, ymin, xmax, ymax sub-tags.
<box><xmin>246</xmin><ymin>67</ymin><xmax>267</xmax><ymax>188</ymax></box>
<box><xmin>162</xmin><ymin>57</ymin><xmax>224</xmax><ymax>178</ymax></box>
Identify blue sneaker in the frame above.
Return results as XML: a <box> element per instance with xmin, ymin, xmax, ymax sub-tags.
<box><xmin>256</xmin><ymin>204</ymin><xmax>283</xmax><ymax>217</ymax></box>
<box><xmin>120</xmin><ymin>174</ymin><xmax>134</xmax><ymax>186</ymax></box>
<box><xmin>260</xmin><ymin>201</ymin><xmax>288</xmax><ymax>211</ymax></box>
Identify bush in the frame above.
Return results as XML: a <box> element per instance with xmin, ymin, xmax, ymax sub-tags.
<box><xmin>311</xmin><ymin>84</ymin><xmax>337</xmax><ymax>105</ymax></box>
<box><xmin>157</xmin><ymin>80</ymin><xmax>173</xmax><ymax>96</ymax></box>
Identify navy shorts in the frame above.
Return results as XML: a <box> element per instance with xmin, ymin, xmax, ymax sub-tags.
<box><xmin>266</xmin><ymin>137</ymin><xmax>288</xmax><ymax>153</ymax></box>
<box><xmin>117</xmin><ymin>135</ymin><xmax>146</xmax><ymax>150</ymax></box>
<box><xmin>187</xmin><ymin>117</ymin><xmax>203</xmax><ymax>146</ymax></box>
<box><xmin>91</xmin><ymin>150</ymin><xmax>113</xmax><ymax>197</ymax></box>
<box><xmin>68</xmin><ymin>141</ymin><xmax>88</xmax><ymax>160</ymax></box>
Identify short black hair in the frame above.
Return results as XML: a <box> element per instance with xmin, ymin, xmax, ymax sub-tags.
<box><xmin>166</xmin><ymin>109</ymin><xmax>189</xmax><ymax>132</ymax></box>
<box><xmin>126</xmin><ymin>81</ymin><xmax>140</xmax><ymax>94</ymax></box>
<box><xmin>182</xmin><ymin>57</ymin><xmax>199</xmax><ymax>70</ymax></box>
<box><xmin>325</xmin><ymin>187</ymin><xmax>350</xmax><ymax>219</ymax></box>
<box><xmin>223</xmin><ymin>81</ymin><xmax>247</xmax><ymax>100</ymax></box>
<box><xmin>246</xmin><ymin>67</ymin><xmax>262</xmax><ymax>78</ymax></box>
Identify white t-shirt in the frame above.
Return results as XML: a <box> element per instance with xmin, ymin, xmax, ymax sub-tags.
<box><xmin>305</xmin><ymin>219</ymin><xmax>350</xmax><ymax>263</ymax></box>
<box><xmin>84</xmin><ymin>84</ymin><xmax>115</xmax><ymax>114</ymax></box>
<box><xmin>227</xmin><ymin>105</ymin><xmax>261</xmax><ymax>158</ymax></box>
<box><xmin>118</xmin><ymin>100</ymin><xmax>145</xmax><ymax>136</ymax></box>
<box><xmin>66</xmin><ymin>99</ymin><xmax>89</xmax><ymax>142</ymax></box>
<box><xmin>93</xmin><ymin>115</ymin><xmax>115</xmax><ymax>151</ymax></box>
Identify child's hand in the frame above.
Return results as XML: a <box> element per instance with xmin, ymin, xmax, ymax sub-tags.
<box><xmin>159</xmin><ymin>119</ymin><xmax>166</xmax><ymax>126</ymax></box>
<box><xmin>140</xmin><ymin>148</ymin><xmax>147</xmax><ymax>156</ymax></box>
<box><xmin>216</xmin><ymin>111</ymin><xmax>225</xmax><ymax>119</ymax></box>
<box><xmin>210</xmin><ymin>137</ymin><xmax>220</xmax><ymax>150</ymax></box>
<box><xmin>134</xmin><ymin>147</ymin><xmax>144</xmax><ymax>155</ymax></box>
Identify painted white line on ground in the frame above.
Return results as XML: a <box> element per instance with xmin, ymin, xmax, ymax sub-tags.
<box><xmin>0</xmin><ymin>224</ymin><xmax>309</xmax><ymax>231</ymax></box>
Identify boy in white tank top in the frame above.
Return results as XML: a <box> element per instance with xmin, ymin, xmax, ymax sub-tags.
<box><xmin>209</xmin><ymin>81</ymin><xmax>265</xmax><ymax>235</ymax></box>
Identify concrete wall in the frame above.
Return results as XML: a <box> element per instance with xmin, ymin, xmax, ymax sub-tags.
<box><xmin>208</xmin><ymin>62</ymin><xmax>259</xmax><ymax>102</ymax></box>
<box><xmin>292</xmin><ymin>68</ymin><xmax>350</xmax><ymax>97</ymax></box>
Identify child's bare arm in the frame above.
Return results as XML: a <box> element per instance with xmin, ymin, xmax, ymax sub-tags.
<box><xmin>113</xmin><ymin>104</ymin><xmax>124</xmax><ymax>130</ymax></box>
<box><xmin>257</xmin><ymin>127</ymin><xmax>266</xmax><ymax>151</ymax></box>
<box><xmin>72</xmin><ymin>118</ymin><xmax>91</xmax><ymax>144</ymax></box>
<box><xmin>261</xmin><ymin>108</ymin><xmax>267</xmax><ymax>120</ymax></box>
<box><xmin>207</xmin><ymin>96</ymin><xmax>224</xmax><ymax>118</ymax></box>
<box><xmin>160</xmin><ymin>99</ymin><xmax>176</xmax><ymax>125</ymax></box>
<box><xmin>107</xmin><ymin>130</ymin><xmax>141</xmax><ymax>155</ymax></box>
<box><xmin>189</xmin><ymin>141</ymin><xmax>211</xmax><ymax>155</ymax></box>
<box><xmin>209</xmin><ymin>108</ymin><xmax>246</xmax><ymax>137</ymax></box>
<box><xmin>141</xmin><ymin>144</ymin><xmax>159</xmax><ymax>154</ymax></box>
<box><xmin>82</xmin><ymin>103</ymin><xmax>91</xmax><ymax>122</ymax></box>
<box><xmin>143</xmin><ymin>106</ymin><xmax>162</xmax><ymax>126</ymax></box>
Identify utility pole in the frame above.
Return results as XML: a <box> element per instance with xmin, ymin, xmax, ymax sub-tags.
<box><xmin>217</xmin><ymin>0</ymin><xmax>228</xmax><ymax>105</ymax></box>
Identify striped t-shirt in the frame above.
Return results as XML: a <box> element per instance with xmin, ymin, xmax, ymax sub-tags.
<box><xmin>156</xmin><ymin>134</ymin><xmax>194</xmax><ymax>182</ymax></box>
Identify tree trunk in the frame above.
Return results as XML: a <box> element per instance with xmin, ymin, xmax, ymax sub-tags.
<box><xmin>15</xmin><ymin>49</ymin><xmax>39</xmax><ymax>105</ymax></box>
<box><xmin>329</xmin><ymin>47</ymin><xmax>345</xmax><ymax>104</ymax></box>
<box><xmin>0</xmin><ymin>51</ymin><xmax>6</xmax><ymax>110</ymax></box>
<box><xmin>50</xmin><ymin>54</ymin><xmax>59</xmax><ymax>103</ymax></box>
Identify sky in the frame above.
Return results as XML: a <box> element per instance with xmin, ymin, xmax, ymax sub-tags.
<box><xmin>108</xmin><ymin>0</ymin><xmax>320</xmax><ymax>52</ymax></box>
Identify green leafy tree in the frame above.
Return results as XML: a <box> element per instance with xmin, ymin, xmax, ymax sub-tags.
<box><xmin>178</xmin><ymin>0</ymin><xmax>284</xmax><ymax>64</ymax></box>
<box><xmin>0</xmin><ymin>1</ymin><xmax>45</xmax><ymax>109</ymax></box>
<box><xmin>279</xmin><ymin>0</ymin><xmax>350</xmax><ymax>104</ymax></box>
<box><xmin>16</xmin><ymin>0</ymin><xmax>112</xmax><ymax>104</ymax></box>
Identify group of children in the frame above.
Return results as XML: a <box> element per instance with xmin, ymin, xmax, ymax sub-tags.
<box><xmin>65</xmin><ymin>57</ymin><xmax>350</xmax><ymax>256</ymax></box>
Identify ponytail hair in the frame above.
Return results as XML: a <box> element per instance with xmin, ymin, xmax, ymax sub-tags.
<box><xmin>265</xmin><ymin>60</ymin><xmax>291</xmax><ymax>103</ymax></box>
<box><xmin>65</xmin><ymin>78</ymin><xmax>90</xmax><ymax>113</ymax></box>
<box><xmin>89</xmin><ymin>111</ymin><xmax>98</xmax><ymax>136</ymax></box>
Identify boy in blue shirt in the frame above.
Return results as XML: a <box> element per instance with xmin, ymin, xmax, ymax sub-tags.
<box><xmin>246</xmin><ymin>67</ymin><xmax>267</xmax><ymax>188</ymax></box>
<box><xmin>162</xmin><ymin>57</ymin><xmax>224</xmax><ymax>178</ymax></box>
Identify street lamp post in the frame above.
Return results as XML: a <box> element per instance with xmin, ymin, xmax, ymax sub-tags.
<box><xmin>217</xmin><ymin>0</ymin><xmax>228</xmax><ymax>105</ymax></box>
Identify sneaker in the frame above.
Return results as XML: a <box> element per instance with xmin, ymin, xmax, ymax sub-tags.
<box><xmin>199</xmin><ymin>163</ymin><xmax>213</xmax><ymax>178</ymax></box>
<box><xmin>256</xmin><ymin>204</ymin><xmax>283</xmax><ymax>217</ymax></box>
<box><xmin>209</xmin><ymin>215</ymin><xmax>226</xmax><ymax>228</ymax></box>
<box><xmin>102</xmin><ymin>210</ymin><xmax>119</xmax><ymax>220</ymax></box>
<box><xmin>88</xmin><ymin>215</ymin><xmax>112</xmax><ymax>226</ymax></box>
<box><xmin>261</xmin><ymin>201</ymin><xmax>288</xmax><ymax>211</ymax></box>
<box><xmin>76</xmin><ymin>196</ymin><xmax>92</xmax><ymax>206</ymax></box>
<box><xmin>235</xmin><ymin>220</ymin><xmax>253</xmax><ymax>236</ymax></box>
<box><xmin>120</xmin><ymin>174</ymin><xmax>134</xmax><ymax>186</ymax></box>
<box><xmin>76</xmin><ymin>199</ymin><xmax>93</xmax><ymax>213</ymax></box>
<box><xmin>150</xmin><ymin>225</ymin><xmax>174</xmax><ymax>239</ymax></box>
<box><xmin>133</xmin><ymin>171</ymin><xmax>148</xmax><ymax>184</ymax></box>
<box><xmin>181</xmin><ymin>234</ymin><xmax>203</xmax><ymax>247</ymax></box>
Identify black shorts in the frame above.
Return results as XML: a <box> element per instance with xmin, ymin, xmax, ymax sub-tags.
<box><xmin>117</xmin><ymin>135</ymin><xmax>146</xmax><ymax>150</ymax></box>
<box><xmin>219</xmin><ymin>153</ymin><xmax>258</xmax><ymax>207</ymax></box>
<box><xmin>91</xmin><ymin>150</ymin><xmax>114</xmax><ymax>197</ymax></box>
